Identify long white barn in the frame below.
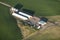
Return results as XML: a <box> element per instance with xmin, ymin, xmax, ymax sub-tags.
<box><xmin>11</xmin><ymin>7</ymin><xmax>32</xmax><ymax>20</ymax></box>
<box><xmin>12</xmin><ymin>13</ymin><xmax>28</xmax><ymax>20</ymax></box>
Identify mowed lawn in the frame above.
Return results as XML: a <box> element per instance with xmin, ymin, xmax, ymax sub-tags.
<box><xmin>0</xmin><ymin>4</ymin><xmax>23</xmax><ymax>40</ymax></box>
<box><xmin>0</xmin><ymin>0</ymin><xmax>60</xmax><ymax>40</ymax></box>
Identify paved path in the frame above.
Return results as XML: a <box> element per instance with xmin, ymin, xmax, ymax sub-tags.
<box><xmin>0</xmin><ymin>2</ymin><xmax>12</xmax><ymax>7</ymax></box>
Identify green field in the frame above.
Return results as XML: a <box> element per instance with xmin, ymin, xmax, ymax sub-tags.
<box><xmin>0</xmin><ymin>0</ymin><xmax>60</xmax><ymax>40</ymax></box>
<box><xmin>0</xmin><ymin>0</ymin><xmax>60</xmax><ymax>16</ymax></box>
<box><xmin>0</xmin><ymin>4</ymin><xmax>23</xmax><ymax>40</ymax></box>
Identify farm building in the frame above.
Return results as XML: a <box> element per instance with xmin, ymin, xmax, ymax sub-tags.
<box><xmin>10</xmin><ymin>4</ymin><xmax>48</xmax><ymax>29</ymax></box>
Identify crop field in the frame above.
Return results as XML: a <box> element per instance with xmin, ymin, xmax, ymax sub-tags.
<box><xmin>0</xmin><ymin>0</ymin><xmax>60</xmax><ymax>40</ymax></box>
<box><xmin>0</xmin><ymin>4</ymin><xmax>23</xmax><ymax>40</ymax></box>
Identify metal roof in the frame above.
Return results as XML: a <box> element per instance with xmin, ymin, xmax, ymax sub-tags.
<box><xmin>12</xmin><ymin>13</ymin><xmax>28</xmax><ymax>20</ymax></box>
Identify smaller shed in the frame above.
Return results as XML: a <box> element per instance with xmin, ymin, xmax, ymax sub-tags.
<box><xmin>40</xmin><ymin>17</ymin><xmax>48</xmax><ymax>22</ymax></box>
<box><xmin>38</xmin><ymin>17</ymin><xmax>48</xmax><ymax>26</ymax></box>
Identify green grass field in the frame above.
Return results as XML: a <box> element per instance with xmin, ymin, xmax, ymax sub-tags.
<box><xmin>0</xmin><ymin>4</ymin><xmax>23</xmax><ymax>40</ymax></box>
<box><xmin>0</xmin><ymin>0</ymin><xmax>60</xmax><ymax>40</ymax></box>
<box><xmin>0</xmin><ymin>0</ymin><xmax>60</xmax><ymax>16</ymax></box>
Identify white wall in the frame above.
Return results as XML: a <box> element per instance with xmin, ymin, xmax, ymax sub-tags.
<box><xmin>12</xmin><ymin>13</ymin><xmax>28</xmax><ymax>20</ymax></box>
